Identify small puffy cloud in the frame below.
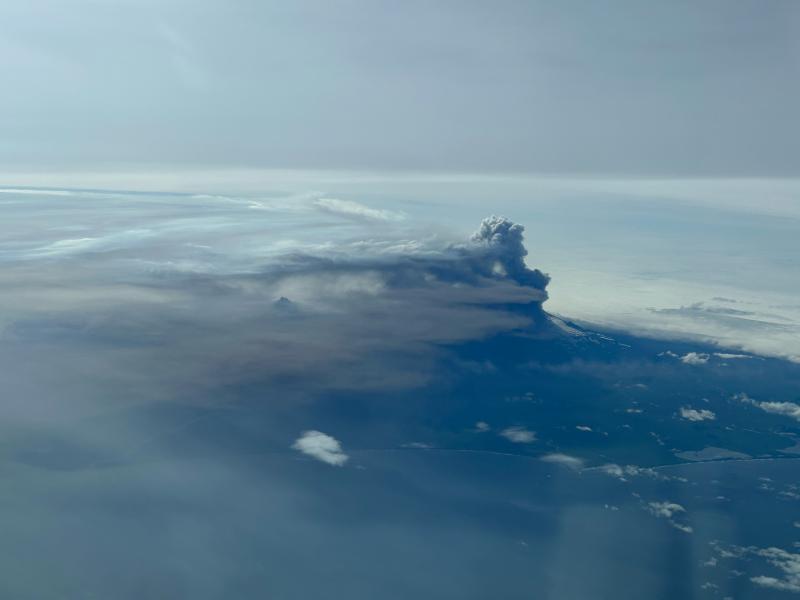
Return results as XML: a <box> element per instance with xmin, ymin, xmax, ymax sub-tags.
<box><xmin>315</xmin><ymin>197</ymin><xmax>404</xmax><ymax>221</ymax></box>
<box><xmin>474</xmin><ymin>421</ymin><xmax>490</xmax><ymax>432</ymax></box>
<box><xmin>292</xmin><ymin>430</ymin><xmax>349</xmax><ymax>466</ymax></box>
<box><xmin>576</xmin><ymin>425</ymin><xmax>592</xmax><ymax>432</ymax></box>
<box><xmin>671</xmin><ymin>522</ymin><xmax>694</xmax><ymax>534</ymax></box>
<box><xmin>600</xmin><ymin>463</ymin><xmax>626</xmax><ymax>478</ymax></box>
<box><xmin>647</xmin><ymin>501</ymin><xmax>693</xmax><ymax>533</ymax></box>
<box><xmin>680</xmin><ymin>407</ymin><xmax>716</xmax><ymax>422</ymax></box>
<box><xmin>647</xmin><ymin>501</ymin><xmax>685</xmax><ymax>519</ymax></box>
<box><xmin>749</xmin><ymin>548</ymin><xmax>800</xmax><ymax>593</ymax></box>
<box><xmin>700</xmin><ymin>582</ymin><xmax>718</xmax><ymax>591</ymax></box>
<box><xmin>597</xmin><ymin>463</ymin><xmax>685</xmax><ymax>482</ymax></box>
<box><xmin>540</xmin><ymin>453</ymin><xmax>584</xmax><ymax>470</ymax></box>
<box><xmin>712</xmin><ymin>543</ymin><xmax>800</xmax><ymax>591</ymax></box>
<box><xmin>681</xmin><ymin>352</ymin><xmax>710</xmax><ymax>365</ymax></box>
<box><xmin>751</xmin><ymin>576</ymin><xmax>796</xmax><ymax>592</ymax></box>
<box><xmin>500</xmin><ymin>426</ymin><xmax>536</xmax><ymax>443</ymax></box>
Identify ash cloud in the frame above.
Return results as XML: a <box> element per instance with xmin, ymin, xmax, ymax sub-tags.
<box><xmin>264</xmin><ymin>216</ymin><xmax>550</xmax><ymax>313</ymax></box>
<box><xmin>0</xmin><ymin>193</ymin><xmax>555</xmax><ymax>431</ymax></box>
<box><xmin>469</xmin><ymin>216</ymin><xmax>550</xmax><ymax>291</ymax></box>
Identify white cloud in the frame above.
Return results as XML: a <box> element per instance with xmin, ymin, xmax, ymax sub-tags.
<box><xmin>750</xmin><ymin>548</ymin><xmax>800</xmax><ymax>593</ymax></box>
<box><xmin>712</xmin><ymin>542</ymin><xmax>800</xmax><ymax>593</ymax></box>
<box><xmin>402</xmin><ymin>442</ymin><xmax>433</xmax><ymax>449</ymax></box>
<box><xmin>735</xmin><ymin>393</ymin><xmax>800</xmax><ymax>423</ymax></box>
<box><xmin>671</xmin><ymin>522</ymin><xmax>694</xmax><ymax>534</ymax></box>
<box><xmin>540</xmin><ymin>453</ymin><xmax>584</xmax><ymax>470</ymax></box>
<box><xmin>600</xmin><ymin>464</ymin><xmax>626</xmax><ymax>478</ymax></box>
<box><xmin>500</xmin><ymin>426</ymin><xmax>536</xmax><ymax>444</ymax></box>
<box><xmin>315</xmin><ymin>197</ymin><xmax>404</xmax><ymax>221</ymax></box>
<box><xmin>647</xmin><ymin>501</ymin><xmax>685</xmax><ymax>519</ymax></box>
<box><xmin>646</xmin><ymin>501</ymin><xmax>693</xmax><ymax>533</ymax></box>
<box><xmin>700</xmin><ymin>582</ymin><xmax>718</xmax><ymax>591</ymax></box>
<box><xmin>474</xmin><ymin>421</ymin><xmax>490</xmax><ymax>432</ymax></box>
<box><xmin>0</xmin><ymin>187</ymin><xmax>75</xmax><ymax>197</ymax></box>
<box><xmin>576</xmin><ymin>425</ymin><xmax>592</xmax><ymax>432</ymax></box>
<box><xmin>291</xmin><ymin>430</ymin><xmax>349</xmax><ymax>466</ymax></box>
<box><xmin>758</xmin><ymin>401</ymin><xmax>800</xmax><ymax>422</ymax></box>
<box><xmin>597</xmin><ymin>463</ymin><xmax>683</xmax><ymax>482</ymax></box>
<box><xmin>680</xmin><ymin>407</ymin><xmax>716</xmax><ymax>422</ymax></box>
<box><xmin>681</xmin><ymin>352</ymin><xmax>710</xmax><ymax>365</ymax></box>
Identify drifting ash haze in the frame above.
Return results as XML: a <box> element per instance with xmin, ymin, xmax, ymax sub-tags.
<box><xmin>0</xmin><ymin>191</ymin><xmax>565</xmax><ymax>432</ymax></box>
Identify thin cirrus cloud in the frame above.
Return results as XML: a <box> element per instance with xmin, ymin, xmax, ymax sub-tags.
<box><xmin>291</xmin><ymin>430</ymin><xmax>349</xmax><ymax>466</ymax></box>
<box><xmin>315</xmin><ymin>197</ymin><xmax>405</xmax><ymax>222</ymax></box>
<box><xmin>540</xmin><ymin>453</ymin><xmax>584</xmax><ymax>470</ymax></box>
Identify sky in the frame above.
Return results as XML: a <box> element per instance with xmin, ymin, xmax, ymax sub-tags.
<box><xmin>2</xmin><ymin>0</ymin><xmax>800</xmax><ymax>176</ymax></box>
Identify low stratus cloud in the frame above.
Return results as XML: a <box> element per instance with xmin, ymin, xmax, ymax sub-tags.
<box><xmin>292</xmin><ymin>430</ymin><xmax>349</xmax><ymax>466</ymax></box>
